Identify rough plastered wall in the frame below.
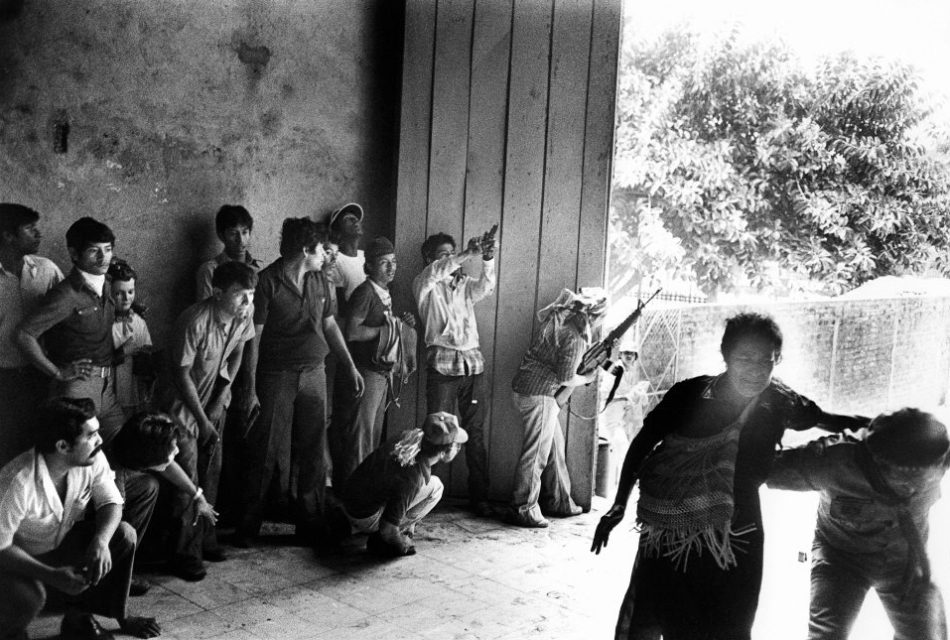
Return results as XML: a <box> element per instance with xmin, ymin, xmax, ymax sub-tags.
<box><xmin>0</xmin><ymin>0</ymin><xmax>402</xmax><ymax>343</ymax></box>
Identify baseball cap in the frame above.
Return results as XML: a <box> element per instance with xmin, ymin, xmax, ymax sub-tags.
<box><xmin>423</xmin><ymin>412</ymin><xmax>469</xmax><ymax>445</ymax></box>
<box><xmin>329</xmin><ymin>202</ymin><xmax>364</xmax><ymax>229</ymax></box>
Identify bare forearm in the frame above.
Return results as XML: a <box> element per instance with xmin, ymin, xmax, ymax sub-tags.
<box><xmin>16</xmin><ymin>331</ymin><xmax>59</xmax><ymax>378</ymax></box>
<box><xmin>93</xmin><ymin>503</ymin><xmax>122</xmax><ymax>546</ymax></box>
<box><xmin>157</xmin><ymin>461</ymin><xmax>199</xmax><ymax>494</ymax></box>
<box><xmin>175</xmin><ymin>366</ymin><xmax>210</xmax><ymax>426</ymax></box>
<box><xmin>0</xmin><ymin>545</ymin><xmax>57</xmax><ymax>583</ymax></box>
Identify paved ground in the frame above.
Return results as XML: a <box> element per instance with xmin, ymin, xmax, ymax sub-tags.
<box><xmin>26</xmin><ymin>490</ymin><xmax>950</xmax><ymax>640</ymax></box>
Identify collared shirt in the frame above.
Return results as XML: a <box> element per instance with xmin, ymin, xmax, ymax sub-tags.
<box><xmin>512</xmin><ymin>322</ymin><xmax>587</xmax><ymax>397</ymax></box>
<box><xmin>195</xmin><ymin>251</ymin><xmax>264</xmax><ymax>302</ymax></box>
<box><xmin>164</xmin><ymin>298</ymin><xmax>256</xmax><ymax>433</ymax></box>
<box><xmin>254</xmin><ymin>259</ymin><xmax>336</xmax><ymax>372</ymax></box>
<box><xmin>0</xmin><ymin>255</ymin><xmax>63</xmax><ymax>368</ymax></box>
<box><xmin>412</xmin><ymin>256</ymin><xmax>495</xmax><ymax>375</ymax></box>
<box><xmin>18</xmin><ymin>268</ymin><xmax>115</xmax><ymax>367</ymax></box>
<box><xmin>341</xmin><ymin>440</ymin><xmax>433</xmax><ymax>527</ymax></box>
<box><xmin>769</xmin><ymin>432</ymin><xmax>946</xmax><ymax>558</ymax></box>
<box><xmin>0</xmin><ymin>448</ymin><xmax>123</xmax><ymax>556</ymax></box>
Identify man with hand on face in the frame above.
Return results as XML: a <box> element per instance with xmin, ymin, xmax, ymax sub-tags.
<box><xmin>18</xmin><ymin>217</ymin><xmax>125</xmax><ymax>445</ymax></box>
<box><xmin>412</xmin><ymin>228</ymin><xmax>497</xmax><ymax>517</ymax></box>
<box><xmin>0</xmin><ymin>203</ymin><xmax>64</xmax><ymax>464</ymax></box>
<box><xmin>161</xmin><ymin>261</ymin><xmax>257</xmax><ymax>579</ymax></box>
<box><xmin>0</xmin><ymin>397</ymin><xmax>160</xmax><ymax>640</ymax></box>
<box><xmin>238</xmin><ymin>218</ymin><xmax>365</xmax><ymax>549</ymax></box>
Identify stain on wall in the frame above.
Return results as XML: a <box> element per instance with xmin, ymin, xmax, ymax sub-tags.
<box><xmin>0</xmin><ymin>0</ymin><xmax>403</xmax><ymax>343</ymax></box>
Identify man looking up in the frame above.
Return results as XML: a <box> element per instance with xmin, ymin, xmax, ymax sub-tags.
<box><xmin>18</xmin><ymin>217</ymin><xmax>125</xmax><ymax>444</ymax></box>
<box><xmin>0</xmin><ymin>203</ymin><xmax>64</xmax><ymax>464</ymax></box>
<box><xmin>327</xmin><ymin>202</ymin><xmax>365</xmax><ymax>305</ymax></box>
<box><xmin>238</xmin><ymin>217</ymin><xmax>364</xmax><ymax>549</ymax></box>
<box><xmin>0</xmin><ymin>397</ymin><xmax>160</xmax><ymax>640</ymax></box>
<box><xmin>412</xmin><ymin>229</ymin><xmax>497</xmax><ymax>516</ymax></box>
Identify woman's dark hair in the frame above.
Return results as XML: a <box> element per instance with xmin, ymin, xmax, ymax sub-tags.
<box><xmin>215</xmin><ymin>205</ymin><xmax>254</xmax><ymax>235</ymax></box>
<box><xmin>279</xmin><ymin>217</ymin><xmax>326</xmax><ymax>258</ymax></box>
<box><xmin>211</xmin><ymin>261</ymin><xmax>258</xmax><ymax>291</ymax></box>
<box><xmin>107</xmin><ymin>258</ymin><xmax>148</xmax><ymax>317</ymax></box>
<box><xmin>65</xmin><ymin>216</ymin><xmax>115</xmax><ymax>251</ymax></box>
<box><xmin>0</xmin><ymin>203</ymin><xmax>39</xmax><ymax>238</ymax></box>
<box><xmin>110</xmin><ymin>412</ymin><xmax>180</xmax><ymax>470</ymax></box>
<box><xmin>34</xmin><ymin>397</ymin><xmax>97</xmax><ymax>453</ymax></box>
<box><xmin>720</xmin><ymin>312</ymin><xmax>783</xmax><ymax>359</ymax></box>
<box><xmin>421</xmin><ymin>232</ymin><xmax>455</xmax><ymax>261</ymax></box>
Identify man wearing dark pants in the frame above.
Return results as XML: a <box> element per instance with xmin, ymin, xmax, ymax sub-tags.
<box><xmin>412</xmin><ymin>230</ymin><xmax>496</xmax><ymax>516</ymax></box>
<box><xmin>0</xmin><ymin>398</ymin><xmax>159</xmax><ymax>640</ymax></box>
<box><xmin>17</xmin><ymin>217</ymin><xmax>124</xmax><ymax>445</ymax></box>
<box><xmin>238</xmin><ymin>218</ymin><xmax>364</xmax><ymax>548</ymax></box>
<box><xmin>0</xmin><ymin>203</ymin><xmax>63</xmax><ymax>465</ymax></box>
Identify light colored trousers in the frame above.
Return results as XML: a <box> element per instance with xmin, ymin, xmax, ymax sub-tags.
<box><xmin>511</xmin><ymin>392</ymin><xmax>578</xmax><ymax>519</ymax></box>
<box><xmin>345</xmin><ymin>475</ymin><xmax>444</xmax><ymax>534</ymax></box>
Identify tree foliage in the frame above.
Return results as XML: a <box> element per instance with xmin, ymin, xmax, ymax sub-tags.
<box><xmin>611</xmin><ymin>26</ymin><xmax>950</xmax><ymax>297</ymax></box>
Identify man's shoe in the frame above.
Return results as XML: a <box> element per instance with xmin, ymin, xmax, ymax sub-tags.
<box><xmin>470</xmin><ymin>500</ymin><xmax>494</xmax><ymax>518</ymax></box>
<box><xmin>60</xmin><ymin>613</ymin><xmax>115</xmax><ymax>640</ymax></box>
<box><xmin>169</xmin><ymin>557</ymin><xmax>207</xmax><ymax>582</ymax></box>
<box><xmin>203</xmin><ymin>546</ymin><xmax>228</xmax><ymax>563</ymax></box>
<box><xmin>129</xmin><ymin>574</ymin><xmax>151</xmax><ymax>596</ymax></box>
<box><xmin>541</xmin><ymin>504</ymin><xmax>583</xmax><ymax>518</ymax></box>
<box><xmin>506</xmin><ymin>509</ymin><xmax>549</xmax><ymax>529</ymax></box>
<box><xmin>366</xmin><ymin>532</ymin><xmax>416</xmax><ymax>558</ymax></box>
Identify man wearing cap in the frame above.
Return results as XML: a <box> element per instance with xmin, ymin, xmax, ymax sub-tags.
<box><xmin>338</xmin><ymin>412</ymin><xmax>467</xmax><ymax>557</ymax></box>
<box><xmin>327</xmin><ymin>202</ymin><xmax>366</xmax><ymax>305</ymax></box>
<box><xmin>413</xmin><ymin>230</ymin><xmax>497</xmax><ymax>517</ymax></box>
<box><xmin>768</xmin><ymin>408</ymin><xmax>949</xmax><ymax>640</ymax></box>
<box><xmin>330</xmin><ymin>237</ymin><xmax>415</xmax><ymax>487</ymax></box>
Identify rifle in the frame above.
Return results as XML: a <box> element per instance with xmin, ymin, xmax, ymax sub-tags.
<box><xmin>553</xmin><ymin>288</ymin><xmax>661</xmax><ymax>407</ymax></box>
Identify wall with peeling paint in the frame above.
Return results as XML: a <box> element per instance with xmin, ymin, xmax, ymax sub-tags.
<box><xmin>0</xmin><ymin>0</ymin><xmax>403</xmax><ymax>343</ymax></box>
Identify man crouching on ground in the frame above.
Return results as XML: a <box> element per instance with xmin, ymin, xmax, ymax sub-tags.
<box><xmin>0</xmin><ymin>397</ymin><xmax>160</xmax><ymax>640</ymax></box>
<box><xmin>337</xmin><ymin>412</ymin><xmax>467</xmax><ymax>557</ymax></box>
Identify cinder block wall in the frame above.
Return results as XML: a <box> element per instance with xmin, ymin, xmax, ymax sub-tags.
<box><xmin>637</xmin><ymin>297</ymin><xmax>950</xmax><ymax>416</ymax></box>
<box><xmin>0</xmin><ymin>0</ymin><xmax>403</xmax><ymax>344</ymax></box>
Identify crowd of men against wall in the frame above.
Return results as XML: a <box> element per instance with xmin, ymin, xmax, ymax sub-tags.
<box><xmin>0</xmin><ymin>201</ymin><xmax>948</xmax><ymax>640</ymax></box>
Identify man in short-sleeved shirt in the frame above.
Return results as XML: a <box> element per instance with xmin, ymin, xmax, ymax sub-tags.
<box><xmin>238</xmin><ymin>218</ymin><xmax>363</xmax><ymax>548</ymax></box>
<box><xmin>0</xmin><ymin>203</ymin><xmax>64</xmax><ymax>463</ymax></box>
<box><xmin>162</xmin><ymin>262</ymin><xmax>257</xmax><ymax>578</ymax></box>
<box><xmin>0</xmin><ymin>397</ymin><xmax>159</xmax><ymax>639</ymax></box>
<box><xmin>18</xmin><ymin>217</ymin><xmax>125</xmax><ymax>445</ymax></box>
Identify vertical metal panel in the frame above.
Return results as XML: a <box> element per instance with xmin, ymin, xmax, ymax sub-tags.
<box><xmin>489</xmin><ymin>0</ymin><xmax>555</xmax><ymax>499</ymax></box>
<box><xmin>465</xmin><ymin>0</ymin><xmax>514</xmax><ymax>491</ymax></box>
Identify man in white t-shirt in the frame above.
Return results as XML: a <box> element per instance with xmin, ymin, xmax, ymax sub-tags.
<box><xmin>326</xmin><ymin>202</ymin><xmax>366</xmax><ymax>305</ymax></box>
<box><xmin>0</xmin><ymin>397</ymin><xmax>159</xmax><ymax>639</ymax></box>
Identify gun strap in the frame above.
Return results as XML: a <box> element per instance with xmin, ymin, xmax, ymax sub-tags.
<box><xmin>603</xmin><ymin>364</ymin><xmax>625</xmax><ymax>409</ymax></box>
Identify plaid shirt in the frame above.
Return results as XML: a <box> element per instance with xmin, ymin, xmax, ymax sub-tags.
<box><xmin>512</xmin><ymin>324</ymin><xmax>586</xmax><ymax>396</ymax></box>
<box><xmin>426</xmin><ymin>345</ymin><xmax>485</xmax><ymax>377</ymax></box>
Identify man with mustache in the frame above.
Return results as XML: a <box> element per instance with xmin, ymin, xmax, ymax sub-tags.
<box><xmin>17</xmin><ymin>217</ymin><xmax>125</xmax><ymax>445</ymax></box>
<box><xmin>0</xmin><ymin>203</ymin><xmax>64</xmax><ymax>464</ymax></box>
<box><xmin>0</xmin><ymin>397</ymin><xmax>160</xmax><ymax>640</ymax></box>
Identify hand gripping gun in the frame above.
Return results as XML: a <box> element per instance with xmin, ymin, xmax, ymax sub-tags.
<box><xmin>553</xmin><ymin>288</ymin><xmax>662</xmax><ymax>407</ymax></box>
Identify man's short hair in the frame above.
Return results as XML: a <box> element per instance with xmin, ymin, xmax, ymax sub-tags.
<box><xmin>110</xmin><ymin>412</ymin><xmax>180</xmax><ymax>470</ymax></box>
<box><xmin>279</xmin><ymin>217</ymin><xmax>326</xmax><ymax>258</ymax></box>
<box><xmin>215</xmin><ymin>205</ymin><xmax>254</xmax><ymax>236</ymax></box>
<box><xmin>107</xmin><ymin>258</ymin><xmax>138</xmax><ymax>282</ymax></box>
<box><xmin>65</xmin><ymin>217</ymin><xmax>115</xmax><ymax>251</ymax></box>
<box><xmin>421</xmin><ymin>232</ymin><xmax>456</xmax><ymax>261</ymax></box>
<box><xmin>720</xmin><ymin>312</ymin><xmax>783</xmax><ymax>359</ymax></box>
<box><xmin>211</xmin><ymin>260</ymin><xmax>258</xmax><ymax>291</ymax></box>
<box><xmin>34</xmin><ymin>397</ymin><xmax>97</xmax><ymax>453</ymax></box>
<box><xmin>0</xmin><ymin>203</ymin><xmax>40</xmax><ymax>238</ymax></box>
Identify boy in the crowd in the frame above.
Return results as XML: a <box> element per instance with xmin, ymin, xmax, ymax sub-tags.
<box><xmin>194</xmin><ymin>205</ymin><xmax>263</xmax><ymax>301</ymax></box>
<box><xmin>768</xmin><ymin>408</ymin><xmax>949</xmax><ymax>640</ymax></box>
<box><xmin>0</xmin><ymin>398</ymin><xmax>160</xmax><ymax>640</ymax></box>
<box><xmin>412</xmin><ymin>229</ymin><xmax>496</xmax><ymax>516</ymax></box>
<box><xmin>238</xmin><ymin>218</ymin><xmax>364</xmax><ymax>549</ymax></box>
<box><xmin>0</xmin><ymin>203</ymin><xmax>64</xmax><ymax>464</ymax></box>
<box><xmin>108</xmin><ymin>259</ymin><xmax>155</xmax><ymax>417</ymax></box>
<box><xmin>18</xmin><ymin>217</ymin><xmax>125</xmax><ymax>444</ymax></box>
<box><xmin>338</xmin><ymin>411</ymin><xmax>466</xmax><ymax>557</ymax></box>
<box><xmin>162</xmin><ymin>261</ymin><xmax>257</xmax><ymax>578</ymax></box>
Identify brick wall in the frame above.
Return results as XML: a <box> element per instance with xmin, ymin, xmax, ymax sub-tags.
<box><xmin>635</xmin><ymin>297</ymin><xmax>950</xmax><ymax>415</ymax></box>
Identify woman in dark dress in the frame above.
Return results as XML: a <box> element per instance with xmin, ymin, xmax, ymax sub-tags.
<box><xmin>591</xmin><ymin>312</ymin><xmax>867</xmax><ymax>640</ymax></box>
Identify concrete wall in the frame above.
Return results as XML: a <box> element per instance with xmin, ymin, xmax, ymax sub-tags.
<box><xmin>635</xmin><ymin>297</ymin><xmax>950</xmax><ymax>417</ymax></box>
<box><xmin>0</xmin><ymin>0</ymin><xmax>403</xmax><ymax>343</ymax></box>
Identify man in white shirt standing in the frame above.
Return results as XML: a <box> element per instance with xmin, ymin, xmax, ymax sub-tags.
<box><xmin>0</xmin><ymin>203</ymin><xmax>63</xmax><ymax>464</ymax></box>
<box><xmin>326</xmin><ymin>202</ymin><xmax>366</xmax><ymax>305</ymax></box>
<box><xmin>412</xmin><ymin>230</ymin><xmax>497</xmax><ymax>516</ymax></box>
<box><xmin>0</xmin><ymin>397</ymin><xmax>159</xmax><ymax>640</ymax></box>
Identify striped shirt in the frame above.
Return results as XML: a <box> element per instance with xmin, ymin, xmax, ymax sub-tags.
<box><xmin>512</xmin><ymin>324</ymin><xmax>587</xmax><ymax>397</ymax></box>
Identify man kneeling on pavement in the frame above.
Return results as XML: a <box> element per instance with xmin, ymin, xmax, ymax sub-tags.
<box><xmin>336</xmin><ymin>412</ymin><xmax>467</xmax><ymax>557</ymax></box>
<box><xmin>0</xmin><ymin>397</ymin><xmax>160</xmax><ymax>640</ymax></box>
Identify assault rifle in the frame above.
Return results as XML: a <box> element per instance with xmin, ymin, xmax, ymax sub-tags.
<box><xmin>553</xmin><ymin>288</ymin><xmax>661</xmax><ymax>407</ymax></box>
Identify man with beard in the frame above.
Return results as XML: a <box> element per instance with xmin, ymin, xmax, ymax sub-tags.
<box><xmin>0</xmin><ymin>397</ymin><xmax>160</xmax><ymax>640</ymax></box>
<box><xmin>0</xmin><ymin>203</ymin><xmax>64</xmax><ymax>464</ymax></box>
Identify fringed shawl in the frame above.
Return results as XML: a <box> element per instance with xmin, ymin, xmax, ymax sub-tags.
<box><xmin>636</xmin><ymin>397</ymin><xmax>759</xmax><ymax>571</ymax></box>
